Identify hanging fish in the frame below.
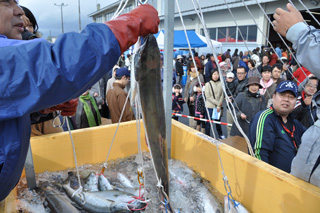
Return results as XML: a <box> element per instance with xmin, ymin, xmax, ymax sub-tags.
<box><xmin>134</xmin><ymin>35</ymin><xmax>170</xmax><ymax>204</ymax></box>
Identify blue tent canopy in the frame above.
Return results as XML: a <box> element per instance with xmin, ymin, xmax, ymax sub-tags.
<box><xmin>154</xmin><ymin>30</ymin><xmax>207</xmax><ymax>48</ymax></box>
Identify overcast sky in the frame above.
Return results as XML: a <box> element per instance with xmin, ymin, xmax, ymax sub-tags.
<box><xmin>19</xmin><ymin>0</ymin><xmax>117</xmax><ymax>39</ymax></box>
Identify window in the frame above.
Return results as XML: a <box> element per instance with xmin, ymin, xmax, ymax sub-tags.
<box><xmin>201</xmin><ymin>25</ymin><xmax>257</xmax><ymax>43</ymax></box>
<box><xmin>200</xmin><ymin>28</ymin><xmax>216</xmax><ymax>40</ymax></box>
<box><xmin>218</xmin><ymin>27</ymin><xmax>226</xmax><ymax>42</ymax></box>
<box><xmin>106</xmin><ymin>12</ymin><xmax>114</xmax><ymax>21</ymax></box>
<box><xmin>95</xmin><ymin>16</ymin><xmax>102</xmax><ymax>23</ymax></box>
<box><xmin>237</xmin><ymin>26</ymin><xmax>247</xmax><ymax>42</ymax></box>
<box><xmin>248</xmin><ymin>25</ymin><xmax>257</xmax><ymax>42</ymax></box>
<box><xmin>227</xmin><ymin>27</ymin><xmax>236</xmax><ymax>42</ymax></box>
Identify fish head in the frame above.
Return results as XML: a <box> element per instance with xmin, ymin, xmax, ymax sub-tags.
<box><xmin>134</xmin><ymin>34</ymin><xmax>161</xmax><ymax>82</ymax></box>
<box><xmin>111</xmin><ymin>202</ymin><xmax>131</xmax><ymax>212</ymax></box>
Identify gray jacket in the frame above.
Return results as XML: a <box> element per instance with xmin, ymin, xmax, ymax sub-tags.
<box><xmin>287</xmin><ymin>22</ymin><xmax>320</xmax><ymax>79</ymax></box>
<box><xmin>291</xmin><ymin>120</ymin><xmax>320</xmax><ymax>187</ymax></box>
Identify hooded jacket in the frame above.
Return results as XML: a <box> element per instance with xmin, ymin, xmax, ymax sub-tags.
<box><xmin>0</xmin><ymin>23</ymin><xmax>120</xmax><ymax>201</ymax></box>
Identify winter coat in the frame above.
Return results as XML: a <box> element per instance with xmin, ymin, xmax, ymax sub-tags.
<box><xmin>233</xmin><ymin>78</ymin><xmax>248</xmax><ymax>98</ymax></box>
<box><xmin>175</xmin><ymin>60</ymin><xmax>184</xmax><ymax>76</ymax></box>
<box><xmin>195</xmin><ymin>93</ymin><xmax>205</xmax><ymax>118</ymax></box>
<box><xmin>292</xmin><ymin>93</ymin><xmax>318</xmax><ymax>128</ymax></box>
<box><xmin>230</xmin><ymin>91</ymin><xmax>266</xmax><ymax>137</ymax></box>
<box><xmin>204</xmin><ymin>80</ymin><xmax>224</xmax><ymax>109</ymax></box>
<box><xmin>106</xmin><ymin>82</ymin><xmax>135</xmax><ymax>123</ymax></box>
<box><xmin>291</xmin><ymin>120</ymin><xmax>320</xmax><ymax>187</ymax></box>
<box><xmin>183</xmin><ymin>75</ymin><xmax>204</xmax><ymax>104</ymax></box>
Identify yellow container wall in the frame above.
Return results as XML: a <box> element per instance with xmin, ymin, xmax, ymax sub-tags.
<box><xmin>171</xmin><ymin>120</ymin><xmax>320</xmax><ymax>213</ymax></box>
<box><xmin>30</xmin><ymin>121</ymin><xmax>148</xmax><ymax>173</ymax></box>
<box><xmin>26</xmin><ymin>120</ymin><xmax>320</xmax><ymax>212</ymax></box>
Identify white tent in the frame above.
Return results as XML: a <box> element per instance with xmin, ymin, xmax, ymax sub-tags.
<box><xmin>196</xmin><ymin>33</ymin><xmax>222</xmax><ymax>49</ymax></box>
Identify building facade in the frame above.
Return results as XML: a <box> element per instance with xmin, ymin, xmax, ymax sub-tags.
<box><xmin>88</xmin><ymin>0</ymin><xmax>320</xmax><ymax>53</ymax></box>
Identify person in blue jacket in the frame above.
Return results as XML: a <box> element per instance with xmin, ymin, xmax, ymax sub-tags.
<box><xmin>249</xmin><ymin>81</ymin><xmax>306</xmax><ymax>173</ymax></box>
<box><xmin>0</xmin><ymin>1</ymin><xmax>159</xmax><ymax>201</ymax></box>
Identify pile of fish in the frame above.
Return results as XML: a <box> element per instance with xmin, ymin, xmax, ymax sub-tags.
<box><xmin>62</xmin><ymin>171</ymin><xmax>147</xmax><ymax>212</ymax></box>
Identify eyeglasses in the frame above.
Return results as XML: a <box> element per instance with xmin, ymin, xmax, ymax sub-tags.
<box><xmin>237</xmin><ymin>72</ymin><xmax>246</xmax><ymax>75</ymax></box>
<box><xmin>278</xmin><ymin>93</ymin><xmax>296</xmax><ymax>101</ymax></box>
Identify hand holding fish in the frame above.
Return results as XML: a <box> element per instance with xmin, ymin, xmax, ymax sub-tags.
<box><xmin>106</xmin><ymin>4</ymin><xmax>160</xmax><ymax>52</ymax></box>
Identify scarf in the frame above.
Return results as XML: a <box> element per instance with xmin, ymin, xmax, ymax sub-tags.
<box><xmin>259</xmin><ymin>78</ymin><xmax>273</xmax><ymax>95</ymax></box>
<box><xmin>79</xmin><ymin>93</ymin><xmax>101</xmax><ymax>127</ymax></box>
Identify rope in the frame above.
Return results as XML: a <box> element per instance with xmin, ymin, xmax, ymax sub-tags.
<box><xmin>240</xmin><ymin>0</ymin><xmax>305</xmax><ymax>88</ymax></box>
<box><xmin>66</xmin><ymin>117</ymin><xmax>85</xmax><ymax>204</ymax></box>
<box><xmin>291</xmin><ymin>0</ymin><xmax>320</xmax><ymax>27</ymax></box>
<box><xmin>175</xmin><ymin>0</ymin><xmax>217</xmax><ymax>140</ymax></box>
<box><xmin>111</xmin><ymin>0</ymin><xmax>130</xmax><ymax>20</ymax></box>
<box><xmin>253</xmin><ymin>0</ymin><xmax>310</xmax><ymax>84</ymax></box>
<box><xmin>191</xmin><ymin>0</ymin><xmax>254</xmax><ymax>157</ymax></box>
<box><xmin>102</xmin><ymin>87</ymin><xmax>132</xmax><ymax>173</ymax></box>
<box><xmin>172</xmin><ymin>113</ymin><xmax>232</xmax><ymax>126</ymax></box>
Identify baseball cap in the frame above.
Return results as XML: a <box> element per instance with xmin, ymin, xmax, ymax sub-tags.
<box><xmin>280</xmin><ymin>57</ymin><xmax>288</xmax><ymax>62</ymax></box>
<box><xmin>226</xmin><ymin>72</ymin><xmax>235</xmax><ymax>78</ymax></box>
<box><xmin>116</xmin><ymin>67</ymin><xmax>130</xmax><ymax>77</ymax></box>
<box><xmin>242</xmin><ymin>56</ymin><xmax>248</xmax><ymax>59</ymax></box>
<box><xmin>177</xmin><ymin>55</ymin><xmax>183</xmax><ymax>59</ymax></box>
<box><xmin>275</xmin><ymin>81</ymin><xmax>299</xmax><ymax>97</ymax></box>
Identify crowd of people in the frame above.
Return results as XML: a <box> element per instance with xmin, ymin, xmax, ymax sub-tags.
<box><xmin>0</xmin><ymin>1</ymin><xmax>319</xmax><ymax>202</ymax></box>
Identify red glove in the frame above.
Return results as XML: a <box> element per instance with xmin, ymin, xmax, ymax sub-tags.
<box><xmin>40</xmin><ymin>98</ymin><xmax>79</xmax><ymax>116</ymax></box>
<box><xmin>106</xmin><ymin>4</ymin><xmax>159</xmax><ymax>53</ymax></box>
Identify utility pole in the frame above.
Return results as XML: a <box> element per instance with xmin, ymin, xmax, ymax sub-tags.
<box><xmin>54</xmin><ymin>3</ymin><xmax>68</xmax><ymax>34</ymax></box>
<box><xmin>78</xmin><ymin>0</ymin><xmax>81</xmax><ymax>32</ymax></box>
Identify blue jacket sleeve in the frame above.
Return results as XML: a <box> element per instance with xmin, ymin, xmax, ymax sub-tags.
<box><xmin>0</xmin><ymin>23</ymin><xmax>121</xmax><ymax>121</ymax></box>
<box><xmin>286</xmin><ymin>22</ymin><xmax>320</xmax><ymax>79</ymax></box>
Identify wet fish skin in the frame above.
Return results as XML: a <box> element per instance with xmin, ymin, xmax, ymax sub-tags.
<box><xmin>36</xmin><ymin>187</ymin><xmax>80</xmax><ymax>213</ymax></box>
<box><xmin>84</xmin><ymin>172</ymin><xmax>99</xmax><ymax>192</ymax></box>
<box><xmin>134</xmin><ymin>35</ymin><xmax>169</xmax><ymax>197</ymax></box>
<box><xmin>63</xmin><ymin>175</ymin><xmax>130</xmax><ymax>213</ymax></box>
<box><xmin>98</xmin><ymin>174</ymin><xmax>113</xmax><ymax>191</ymax></box>
<box><xmin>117</xmin><ymin>172</ymin><xmax>134</xmax><ymax>189</ymax></box>
<box><xmin>92</xmin><ymin>191</ymin><xmax>146</xmax><ymax>211</ymax></box>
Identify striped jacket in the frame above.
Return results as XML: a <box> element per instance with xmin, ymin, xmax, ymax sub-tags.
<box><xmin>249</xmin><ymin>106</ymin><xmax>306</xmax><ymax>173</ymax></box>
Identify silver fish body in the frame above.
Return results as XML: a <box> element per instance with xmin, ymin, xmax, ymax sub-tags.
<box><xmin>84</xmin><ymin>172</ymin><xmax>99</xmax><ymax>192</ymax></box>
<box><xmin>62</xmin><ymin>174</ymin><xmax>130</xmax><ymax>213</ymax></box>
<box><xmin>134</xmin><ymin>35</ymin><xmax>169</xmax><ymax>197</ymax></box>
<box><xmin>117</xmin><ymin>172</ymin><xmax>134</xmax><ymax>189</ymax></box>
<box><xmin>98</xmin><ymin>174</ymin><xmax>113</xmax><ymax>191</ymax></box>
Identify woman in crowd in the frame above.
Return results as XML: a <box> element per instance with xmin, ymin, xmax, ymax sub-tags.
<box><xmin>204</xmin><ymin>69</ymin><xmax>225</xmax><ymax>139</ymax></box>
<box><xmin>184</xmin><ymin>62</ymin><xmax>204</xmax><ymax>129</ymax></box>
<box><xmin>247</xmin><ymin>59</ymin><xmax>260</xmax><ymax>78</ymax></box>
<box><xmin>230</xmin><ymin>76</ymin><xmax>266</xmax><ymax>137</ymax></box>
<box><xmin>260</xmin><ymin>65</ymin><xmax>277</xmax><ymax>106</ymax></box>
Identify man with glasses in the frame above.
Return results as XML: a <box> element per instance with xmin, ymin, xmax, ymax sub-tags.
<box><xmin>249</xmin><ymin>81</ymin><xmax>306</xmax><ymax>173</ymax></box>
<box><xmin>226</xmin><ymin>66</ymin><xmax>248</xmax><ymax>136</ymax></box>
<box><xmin>293</xmin><ymin>77</ymin><xmax>319</xmax><ymax>128</ymax></box>
<box><xmin>234</xmin><ymin>67</ymin><xmax>248</xmax><ymax>98</ymax></box>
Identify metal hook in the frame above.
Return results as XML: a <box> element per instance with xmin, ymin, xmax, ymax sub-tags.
<box><xmin>138</xmin><ymin>0</ymin><xmax>148</xmax><ymax>4</ymax></box>
<box><xmin>52</xmin><ymin>111</ymin><xmax>66</xmax><ymax>128</ymax></box>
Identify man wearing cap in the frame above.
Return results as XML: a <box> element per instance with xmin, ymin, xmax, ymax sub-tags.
<box><xmin>106</xmin><ymin>68</ymin><xmax>135</xmax><ymax>124</ymax></box>
<box><xmin>175</xmin><ymin>55</ymin><xmax>184</xmax><ymax>85</ymax></box>
<box><xmin>238</xmin><ymin>56</ymin><xmax>249</xmax><ymax>72</ymax></box>
<box><xmin>249</xmin><ymin>81</ymin><xmax>306</xmax><ymax>173</ymax></box>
